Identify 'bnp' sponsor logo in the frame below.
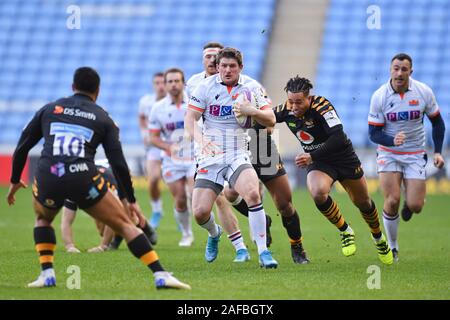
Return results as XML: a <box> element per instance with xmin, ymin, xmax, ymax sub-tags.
<box><xmin>165</xmin><ymin>121</ymin><xmax>184</xmax><ymax>131</ymax></box>
<box><xmin>209</xmin><ymin>105</ymin><xmax>232</xmax><ymax>117</ymax></box>
<box><xmin>387</xmin><ymin>110</ymin><xmax>421</xmax><ymax>122</ymax></box>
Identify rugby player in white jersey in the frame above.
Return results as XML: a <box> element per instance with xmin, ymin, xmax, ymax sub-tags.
<box><xmin>138</xmin><ymin>73</ymin><xmax>166</xmax><ymax>229</ymax></box>
<box><xmin>186</xmin><ymin>42</ymin><xmax>251</xmax><ymax>262</ymax></box>
<box><xmin>185</xmin><ymin>47</ymin><xmax>278</xmax><ymax>268</ymax></box>
<box><xmin>149</xmin><ymin>68</ymin><xmax>195</xmax><ymax>247</ymax></box>
<box><xmin>368</xmin><ymin>53</ymin><xmax>445</xmax><ymax>262</ymax></box>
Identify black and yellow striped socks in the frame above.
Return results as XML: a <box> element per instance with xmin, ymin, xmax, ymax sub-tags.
<box><xmin>127</xmin><ymin>233</ymin><xmax>163</xmax><ymax>273</ymax></box>
<box><xmin>360</xmin><ymin>200</ymin><xmax>382</xmax><ymax>239</ymax></box>
<box><xmin>316</xmin><ymin>196</ymin><xmax>348</xmax><ymax>231</ymax></box>
<box><xmin>281</xmin><ymin>211</ymin><xmax>303</xmax><ymax>245</ymax></box>
<box><xmin>34</xmin><ymin>226</ymin><xmax>56</xmax><ymax>271</ymax></box>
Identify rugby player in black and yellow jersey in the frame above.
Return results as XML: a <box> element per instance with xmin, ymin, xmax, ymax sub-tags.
<box><xmin>275</xmin><ymin>76</ymin><xmax>393</xmax><ymax>265</ymax></box>
<box><xmin>6</xmin><ymin>67</ymin><xmax>190</xmax><ymax>289</ymax></box>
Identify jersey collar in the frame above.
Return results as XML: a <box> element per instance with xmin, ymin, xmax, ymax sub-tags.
<box><xmin>387</xmin><ymin>78</ymin><xmax>412</xmax><ymax>96</ymax></box>
<box><xmin>167</xmin><ymin>92</ymin><xmax>188</xmax><ymax>106</ymax></box>
<box><xmin>73</xmin><ymin>92</ymin><xmax>94</xmax><ymax>101</ymax></box>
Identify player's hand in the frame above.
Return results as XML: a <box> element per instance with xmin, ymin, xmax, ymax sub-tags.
<box><xmin>233</xmin><ymin>96</ymin><xmax>256</xmax><ymax>117</ymax></box>
<box><xmin>201</xmin><ymin>138</ymin><xmax>222</xmax><ymax>157</ymax></box>
<box><xmin>265</xmin><ymin>126</ymin><xmax>275</xmax><ymax>134</ymax></box>
<box><xmin>128</xmin><ymin>202</ymin><xmax>146</xmax><ymax>228</ymax></box>
<box><xmin>394</xmin><ymin>131</ymin><xmax>406</xmax><ymax>146</ymax></box>
<box><xmin>169</xmin><ymin>143</ymin><xmax>182</xmax><ymax>158</ymax></box>
<box><xmin>295</xmin><ymin>153</ymin><xmax>312</xmax><ymax>168</ymax></box>
<box><xmin>6</xmin><ymin>180</ymin><xmax>28</xmax><ymax>206</ymax></box>
<box><xmin>434</xmin><ymin>153</ymin><xmax>445</xmax><ymax>169</ymax></box>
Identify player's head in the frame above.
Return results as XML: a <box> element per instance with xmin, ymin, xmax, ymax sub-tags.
<box><xmin>285</xmin><ymin>76</ymin><xmax>313</xmax><ymax>118</ymax></box>
<box><xmin>216</xmin><ymin>47</ymin><xmax>243</xmax><ymax>86</ymax></box>
<box><xmin>390</xmin><ymin>53</ymin><xmax>413</xmax><ymax>91</ymax></box>
<box><xmin>72</xmin><ymin>67</ymin><xmax>100</xmax><ymax>101</ymax></box>
<box><xmin>152</xmin><ymin>72</ymin><xmax>166</xmax><ymax>99</ymax></box>
<box><xmin>164</xmin><ymin>67</ymin><xmax>185</xmax><ymax>98</ymax></box>
<box><xmin>203</xmin><ymin>42</ymin><xmax>224</xmax><ymax>76</ymax></box>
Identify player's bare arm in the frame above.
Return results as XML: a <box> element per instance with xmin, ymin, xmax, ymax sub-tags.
<box><xmin>234</xmin><ymin>97</ymin><xmax>275</xmax><ymax>127</ymax></box>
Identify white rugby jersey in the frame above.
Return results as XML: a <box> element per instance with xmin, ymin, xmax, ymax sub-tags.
<box><xmin>186</xmin><ymin>71</ymin><xmax>208</xmax><ymax>99</ymax></box>
<box><xmin>188</xmin><ymin>73</ymin><xmax>270</xmax><ymax>166</ymax></box>
<box><xmin>368</xmin><ymin>78</ymin><xmax>440</xmax><ymax>153</ymax></box>
<box><xmin>148</xmin><ymin>94</ymin><xmax>194</xmax><ymax>163</ymax></box>
<box><xmin>138</xmin><ymin>93</ymin><xmax>158</xmax><ymax>118</ymax></box>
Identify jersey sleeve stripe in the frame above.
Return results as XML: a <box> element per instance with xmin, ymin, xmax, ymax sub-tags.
<box><xmin>149</xmin><ymin>129</ymin><xmax>161</xmax><ymax>133</ymax></box>
<box><xmin>428</xmin><ymin>110</ymin><xmax>440</xmax><ymax>119</ymax></box>
<box><xmin>318</xmin><ymin>106</ymin><xmax>334</xmax><ymax>115</ymax></box>
<box><xmin>188</xmin><ymin>104</ymin><xmax>204</xmax><ymax>113</ymax></box>
<box><xmin>313</xmin><ymin>99</ymin><xmax>327</xmax><ymax>109</ymax></box>
<box><xmin>368</xmin><ymin>121</ymin><xmax>384</xmax><ymax>126</ymax></box>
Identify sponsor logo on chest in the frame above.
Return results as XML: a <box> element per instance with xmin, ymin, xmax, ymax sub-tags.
<box><xmin>54</xmin><ymin>106</ymin><xmax>96</xmax><ymax>120</ymax></box>
<box><xmin>297</xmin><ymin>130</ymin><xmax>314</xmax><ymax>144</ymax></box>
<box><xmin>386</xmin><ymin>110</ymin><xmax>421</xmax><ymax>122</ymax></box>
<box><xmin>165</xmin><ymin>121</ymin><xmax>184</xmax><ymax>131</ymax></box>
<box><xmin>208</xmin><ymin>105</ymin><xmax>233</xmax><ymax>117</ymax></box>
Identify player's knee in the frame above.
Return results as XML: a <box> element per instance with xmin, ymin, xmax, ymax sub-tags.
<box><xmin>275</xmin><ymin>198</ymin><xmax>293</xmax><ymax>216</ymax></box>
<box><xmin>310</xmin><ymin>189</ymin><xmax>329</xmax><ymax>205</ymax></box>
<box><xmin>192</xmin><ymin>203</ymin><xmax>210</xmax><ymax>222</ymax></box>
<box><xmin>407</xmin><ymin>201</ymin><xmax>424</xmax><ymax>213</ymax></box>
<box><xmin>355</xmin><ymin>197</ymin><xmax>372</xmax><ymax>212</ymax></box>
<box><xmin>149</xmin><ymin>176</ymin><xmax>160</xmax><ymax>188</ymax></box>
<box><xmin>309</xmin><ymin>184</ymin><xmax>329</xmax><ymax>203</ymax></box>
<box><xmin>385</xmin><ymin>194</ymin><xmax>401</xmax><ymax>210</ymax></box>
<box><xmin>110</xmin><ymin>219</ymin><xmax>131</xmax><ymax>237</ymax></box>
<box><xmin>244</xmin><ymin>189</ymin><xmax>261</xmax><ymax>206</ymax></box>
<box><xmin>175</xmin><ymin>196</ymin><xmax>188</xmax><ymax>211</ymax></box>
<box><xmin>35</xmin><ymin>215</ymin><xmax>53</xmax><ymax>227</ymax></box>
<box><xmin>223</xmin><ymin>187</ymin><xmax>239</xmax><ymax>203</ymax></box>
<box><xmin>215</xmin><ymin>194</ymin><xmax>226</xmax><ymax>206</ymax></box>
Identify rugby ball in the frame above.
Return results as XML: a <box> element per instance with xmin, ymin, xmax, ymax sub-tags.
<box><xmin>232</xmin><ymin>87</ymin><xmax>259</xmax><ymax>128</ymax></box>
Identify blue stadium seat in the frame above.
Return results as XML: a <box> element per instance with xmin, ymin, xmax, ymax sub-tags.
<box><xmin>0</xmin><ymin>0</ymin><xmax>276</xmax><ymax>145</ymax></box>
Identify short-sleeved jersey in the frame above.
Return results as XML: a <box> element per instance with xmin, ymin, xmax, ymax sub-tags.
<box><xmin>186</xmin><ymin>71</ymin><xmax>208</xmax><ymax>99</ymax></box>
<box><xmin>368</xmin><ymin>78</ymin><xmax>440</xmax><ymax>153</ymax></box>
<box><xmin>274</xmin><ymin>95</ymin><xmax>358</xmax><ymax>166</ymax></box>
<box><xmin>188</xmin><ymin>73</ymin><xmax>270</xmax><ymax>166</ymax></box>
<box><xmin>148</xmin><ymin>94</ymin><xmax>194</xmax><ymax>163</ymax></box>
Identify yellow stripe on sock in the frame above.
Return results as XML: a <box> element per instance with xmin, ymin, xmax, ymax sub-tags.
<box><xmin>140</xmin><ymin>251</ymin><xmax>159</xmax><ymax>266</ymax></box>
<box><xmin>39</xmin><ymin>255</ymin><xmax>54</xmax><ymax>264</ymax></box>
<box><xmin>36</xmin><ymin>243</ymin><xmax>56</xmax><ymax>252</ymax></box>
<box><xmin>289</xmin><ymin>237</ymin><xmax>303</xmax><ymax>245</ymax></box>
<box><xmin>336</xmin><ymin>216</ymin><xmax>345</xmax><ymax>229</ymax></box>
<box><xmin>362</xmin><ymin>209</ymin><xmax>381</xmax><ymax>234</ymax></box>
<box><xmin>322</xmin><ymin>202</ymin><xmax>337</xmax><ymax>215</ymax></box>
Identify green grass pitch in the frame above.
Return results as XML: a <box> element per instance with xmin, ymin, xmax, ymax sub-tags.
<box><xmin>0</xmin><ymin>186</ymin><xmax>448</xmax><ymax>299</ymax></box>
